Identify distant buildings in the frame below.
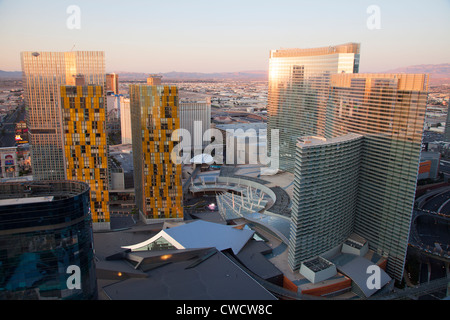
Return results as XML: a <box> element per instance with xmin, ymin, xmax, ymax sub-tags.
<box><xmin>15</xmin><ymin>120</ymin><xmax>28</xmax><ymax>146</ymax></box>
<box><xmin>21</xmin><ymin>51</ymin><xmax>105</xmax><ymax>181</ymax></box>
<box><xmin>215</xmin><ymin>123</ymin><xmax>267</xmax><ymax>165</ymax></box>
<box><xmin>130</xmin><ymin>84</ymin><xmax>183</xmax><ymax>223</ymax></box>
<box><xmin>418</xmin><ymin>151</ymin><xmax>441</xmax><ymax>180</ymax></box>
<box><xmin>0</xmin><ymin>147</ymin><xmax>19</xmax><ymax>178</ymax></box>
<box><xmin>120</xmin><ymin>96</ymin><xmax>132</xmax><ymax>144</ymax></box>
<box><xmin>0</xmin><ymin>181</ymin><xmax>97</xmax><ymax>300</ymax></box>
<box><xmin>179</xmin><ymin>98</ymin><xmax>211</xmax><ymax>153</ymax></box>
<box><xmin>147</xmin><ymin>74</ymin><xmax>162</xmax><ymax>86</ymax></box>
<box><xmin>61</xmin><ymin>84</ymin><xmax>111</xmax><ymax>230</ymax></box>
<box><xmin>106</xmin><ymin>73</ymin><xmax>119</xmax><ymax>94</ymax></box>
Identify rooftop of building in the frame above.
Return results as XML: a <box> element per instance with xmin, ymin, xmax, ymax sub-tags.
<box><xmin>296</xmin><ymin>133</ymin><xmax>364</xmax><ymax>148</ymax></box>
<box><xmin>93</xmin><ymin>220</ymin><xmax>278</xmax><ymax>300</ymax></box>
<box><xmin>0</xmin><ymin>180</ymin><xmax>89</xmax><ymax>200</ymax></box>
<box><xmin>215</xmin><ymin>122</ymin><xmax>267</xmax><ymax>131</ymax></box>
<box><xmin>270</xmin><ymin>43</ymin><xmax>360</xmax><ymax>58</ymax></box>
<box><xmin>99</xmin><ymin>247</ymin><xmax>277</xmax><ymax>300</ymax></box>
<box><xmin>0</xmin><ymin>196</ymin><xmax>53</xmax><ymax>206</ymax></box>
<box><xmin>330</xmin><ymin>73</ymin><xmax>429</xmax><ymax>91</ymax></box>
<box><xmin>420</xmin><ymin>151</ymin><xmax>442</xmax><ymax>159</ymax></box>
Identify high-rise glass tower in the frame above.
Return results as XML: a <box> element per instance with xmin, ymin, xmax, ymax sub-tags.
<box><xmin>21</xmin><ymin>51</ymin><xmax>105</xmax><ymax>181</ymax></box>
<box><xmin>60</xmin><ymin>84</ymin><xmax>110</xmax><ymax>230</ymax></box>
<box><xmin>289</xmin><ymin>133</ymin><xmax>363</xmax><ymax>270</ymax></box>
<box><xmin>287</xmin><ymin>72</ymin><xmax>429</xmax><ymax>280</ymax></box>
<box><xmin>130</xmin><ymin>84</ymin><xmax>183</xmax><ymax>223</ymax></box>
<box><xmin>106</xmin><ymin>73</ymin><xmax>119</xmax><ymax>94</ymax></box>
<box><xmin>267</xmin><ymin>43</ymin><xmax>360</xmax><ymax>172</ymax></box>
<box><xmin>328</xmin><ymin>73</ymin><xmax>428</xmax><ymax>280</ymax></box>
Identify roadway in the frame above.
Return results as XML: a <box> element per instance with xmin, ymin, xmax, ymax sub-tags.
<box><xmin>422</xmin><ymin>131</ymin><xmax>444</xmax><ymax>144</ymax></box>
<box><xmin>439</xmin><ymin>199</ymin><xmax>450</xmax><ymax>215</ymax></box>
<box><xmin>422</xmin><ymin>190</ymin><xmax>450</xmax><ymax>213</ymax></box>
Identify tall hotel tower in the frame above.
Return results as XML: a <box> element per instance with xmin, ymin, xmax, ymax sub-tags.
<box><xmin>130</xmin><ymin>82</ymin><xmax>183</xmax><ymax>223</ymax></box>
<box><xmin>21</xmin><ymin>51</ymin><xmax>105</xmax><ymax>181</ymax></box>
<box><xmin>268</xmin><ymin>45</ymin><xmax>429</xmax><ymax>281</ymax></box>
<box><xmin>267</xmin><ymin>43</ymin><xmax>360</xmax><ymax>172</ymax></box>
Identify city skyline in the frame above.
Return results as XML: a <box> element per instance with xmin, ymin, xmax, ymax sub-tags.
<box><xmin>0</xmin><ymin>1</ymin><xmax>449</xmax><ymax>302</ymax></box>
<box><xmin>1</xmin><ymin>1</ymin><xmax>450</xmax><ymax>74</ymax></box>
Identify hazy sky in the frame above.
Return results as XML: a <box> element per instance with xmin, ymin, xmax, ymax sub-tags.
<box><xmin>1</xmin><ymin>0</ymin><xmax>449</xmax><ymax>73</ymax></box>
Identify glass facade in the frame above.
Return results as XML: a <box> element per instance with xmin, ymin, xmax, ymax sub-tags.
<box><xmin>0</xmin><ymin>181</ymin><xmax>97</xmax><ymax>300</ymax></box>
<box><xmin>20</xmin><ymin>51</ymin><xmax>105</xmax><ymax>181</ymax></box>
<box><xmin>267</xmin><ymin>43</ymin><xmax>360</xmax><ymax>172</ymax></box>
<box><xmin>130</xmin><ymin>84</ymin><xmax>183</xmax><ymax>221</ymax></box>
<box><xmin>286</xmin><ymin>72</ymin><xmax>428</xmax><ymax>280</ymax></box>
<box><xmin>289</xmin><ymin>134</ymin><xmax>363</xmax><ymax>270</ymax></box>
<box><xmin>325</xmin><ymin>73</ymin><xmax>429</xmax><ymax>280</ymax></box>
<box><xmin>267</xmin><ymin>42</ymin><xmax>429</xmax><ymax>280</ymax></box>
<box><xmin>179</xmin><ymin>99</ymin><xmax>212</xmax><ymax>152</ymax></box>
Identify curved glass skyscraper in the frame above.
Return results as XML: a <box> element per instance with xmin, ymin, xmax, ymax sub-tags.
<box><xmin>288</xmin><ymin>133</ymin><xmax>363</xmax><ymax>270</ymax></box>
<box><xmin>0</xmin><ymin>181</ymin><xmax>97</xmax><ymax>300</ymax></box>
<box><xmin>269</xmin><ymin>44</ymin><xmax>429</xmax><ymax>281</ymax></box>
<box><xmin>326</xmin><ymin>74</ymin><xmax>428</xmax><ymax>280</ymax></box>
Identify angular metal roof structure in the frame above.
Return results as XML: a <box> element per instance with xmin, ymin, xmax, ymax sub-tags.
<box><xmin>330</xmin><ymin>254</ymin><xmax>392</xmax><ymax>298</ymax></box>
<box><xmin>122</xmin><ymin>220</ymin><xmax>255</xmax><ymax>255</ymax></box>
<box><xmin>190</xmin><ymin>153</ymin><xmax>214</xmax><ymax>164</ymax></box>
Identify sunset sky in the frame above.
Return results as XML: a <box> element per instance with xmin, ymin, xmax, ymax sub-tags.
<box><xmin>1</xmin><ymin>0</ymin><xmax>449</xmax><ymax>73</ymax></box>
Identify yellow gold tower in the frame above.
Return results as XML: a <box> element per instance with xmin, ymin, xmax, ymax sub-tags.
<box><xmin>61</xmin><ymin>84</ymin><xmax>110</xmax><ymax>230</ymax></box>
<box><xmin>130</xmin><ymin>84</ymin><xmax>183</xmax><ymax>223</ymax></box>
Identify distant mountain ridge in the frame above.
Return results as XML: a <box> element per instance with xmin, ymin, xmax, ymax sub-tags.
<box><xmin>0</xmin><ymin>70</ymin><xmax>21</xmax><ymax>79</ymax></box>
<box><xmin>1</xmin><ymin>63</ymin><xmax>449</xmax><ymax>81</ymax></box>
<box><xmin>382</xmin><ymin>63</ymin><xmax>450</xmax><ymax>79</ymax></box>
